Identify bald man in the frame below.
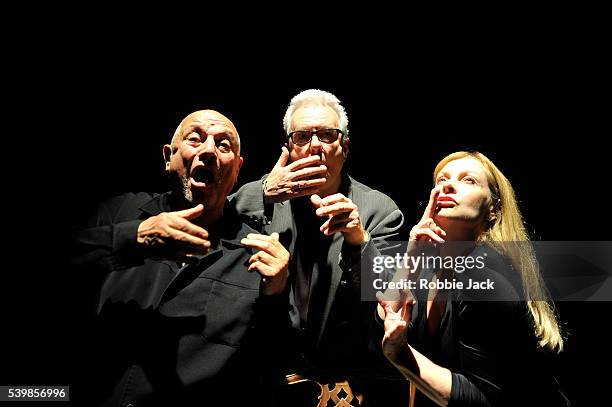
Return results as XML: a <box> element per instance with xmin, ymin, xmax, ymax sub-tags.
<box><xmin>74</xmin><ymin>110</ymin><xmax>290</xmax><ymax>406</ymax></box>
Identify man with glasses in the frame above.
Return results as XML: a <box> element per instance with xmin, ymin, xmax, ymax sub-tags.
<box><xmin>231</xmin><ymin>89</ymin><xmax>409</xmax><ymax>406</ymax></box>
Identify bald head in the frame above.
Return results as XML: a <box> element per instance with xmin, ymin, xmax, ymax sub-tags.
<box><xmin>163</xmin><ymin>109</ymin><xmax>244</xmax><ymax>218</ymax></box>
<box><xmin>171</xmin><ymin>110</ymin><xmax>241</xmax><ymax>153</ymax></box>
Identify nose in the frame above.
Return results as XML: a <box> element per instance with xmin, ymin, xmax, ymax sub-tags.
<box><xmin>197</xmin><ymin>136</ymin><xmax>217</xmax><ymax>165</ymax></box>
<box><xmin>441</xmin><ymin>180</ymin><xmax>456</xmax><ymax>194</ymax></box>
<box><xmin>309</xmin><ymin>135</ymin><xmax>323</xmax><ymax>155</ymax></box>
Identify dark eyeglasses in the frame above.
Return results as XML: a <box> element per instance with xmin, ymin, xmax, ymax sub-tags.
<box><xmin>287</xmin><ymin>128</ymin><xmax>344</xmax><ymax>146</ymax></box>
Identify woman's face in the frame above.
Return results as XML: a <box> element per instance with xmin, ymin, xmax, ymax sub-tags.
<box><xmin>433</xmin><ymin>157</ymin><xmax>494</xmax><ymax>238</ymax></box>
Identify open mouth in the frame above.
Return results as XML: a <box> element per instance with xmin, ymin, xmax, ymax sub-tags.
<box><xmin>191</xmin><ymin>167</ymin><xmax>215</xmax><ymax>186</ymax></box>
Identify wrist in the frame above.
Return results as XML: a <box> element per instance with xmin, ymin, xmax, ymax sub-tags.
<box><xmin>383</xmin><ymin>339</ymin><xmax>412</xmax><ymax>364</ymax></box>
<box><xmin>260</xmin><ymin>274</ymin><xmax>288</xmax><ymax>296</ymax></box>
<box><xmin>344</xmin><ymin>228</ymin><xmax>369</xmax><ymax>246</ymax></box>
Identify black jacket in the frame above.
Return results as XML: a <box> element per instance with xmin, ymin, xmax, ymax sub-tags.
<box><xmin>230</xmin><ymin>175</ymin><xmax>410</xmax><ymax>404</ymax></box>
<box><xmin>74</xmin><ymin>191</ymin><xmax>287</xmax><ymax>406</ymax></box>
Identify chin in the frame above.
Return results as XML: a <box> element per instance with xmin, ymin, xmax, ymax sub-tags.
<box><xmin>434</xmin><ymin>208</ymin><xmax>456</xmax><ymax>219</ymax></box>
<box><xmin>434</xmin><ymin>213</ymin><xmax>463</xmax><ymax>227</ymax></box>
<box><xmin>190</xmin><ymin>189</ymin><xmax>211</xmax><ymax>204</ymax></box>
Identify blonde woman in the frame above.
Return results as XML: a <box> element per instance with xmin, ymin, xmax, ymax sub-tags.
<box><xmin>378</xmin><ymin>152</ymin><xmax>569</xmax><ymax>406</ymax></box>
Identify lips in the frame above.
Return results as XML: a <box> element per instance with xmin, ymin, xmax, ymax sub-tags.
<box><xmin>190</xmin><ymin>166</ymin><xmax>215</xmax><ymax>187</ymax></box>
<box><xmin>437</xmin><ymin>196</ymin><xmax>457</xmax><ymax>206</ymax></box>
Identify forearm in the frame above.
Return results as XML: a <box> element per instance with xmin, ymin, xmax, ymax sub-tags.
<box><xmin>387</xmin><ymin>344</ymin><xmax>451</xmax><ymax>407</ymax></box>
<box><xmin>73</xmin><ymin>220</ymin><xmax>145</xmax><ymax>271</ymax></box>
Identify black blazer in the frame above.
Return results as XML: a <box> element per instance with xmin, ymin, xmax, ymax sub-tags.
<box><xmin>74</xmin><ymin>191</ymin><xmax>287</xmax><ymax>406</ymax></box>
<box><xmin>230</xmin><ymin>175</ymin><xmax>407</xmax><ymax>378</ymax></box>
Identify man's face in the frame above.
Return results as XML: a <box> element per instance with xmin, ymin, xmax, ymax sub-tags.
<box><xmin>164</xmin><ymin>110</ymin><xmax>243</xmax><ymax>210</ymax></box>
<box><xmin>289</xmin><ymin>105</ymin><xmax>347</xmax><ymax>194</ymax></box>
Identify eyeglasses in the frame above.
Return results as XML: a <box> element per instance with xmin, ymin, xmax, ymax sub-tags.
<box><xmin>287</xmin><ymin>128</ymin><xmax>344</xmax><ymax>146</ymax></box>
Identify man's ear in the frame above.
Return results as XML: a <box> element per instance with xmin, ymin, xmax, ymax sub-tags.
<box><xmin>342</xmin><ymin>135</ymin><xmax>350</xmax><ymax>159</ymax></box>
<box><xmin>233</xmin><ymin>156</ymin><xmax>244</xmax><ymax>184</ymax></box>
<box><xmin>283</xmin><ymin>141</ymin><xmax>293</xmax><ymax>164</ymax></box>
<box><xmin>163</xmin><ymin>144</ymin><xmax>172</xmax><ymax>171</ymax></box>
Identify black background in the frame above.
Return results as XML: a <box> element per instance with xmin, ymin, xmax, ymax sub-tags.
<box><xmin>2</xmin><ymin>31</ymin><xmax>608</xmax><ymax>406</ymax></box>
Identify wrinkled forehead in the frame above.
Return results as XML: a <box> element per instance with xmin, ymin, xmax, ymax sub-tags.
<box><xmin>291</xmin><ymin>104</ymin><xmax>340</xmax><ymax>130</ymax></box>
<box><xmin>178</xmin><ymin>110</ymin><xmax>238</xmax><ymax>135</ymax></box>
<box><xmin>171</xmin><ymin>110</ymin><xmax>241</xmax><ymax>152</ymax></box>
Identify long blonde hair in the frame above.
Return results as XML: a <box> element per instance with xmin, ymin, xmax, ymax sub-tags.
<box><xmin>434</xmin><ymin>151</ymin><xmax>564</xmax><ymax>352</ymax></box>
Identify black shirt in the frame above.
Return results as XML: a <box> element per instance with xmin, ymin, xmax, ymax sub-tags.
<box><xmin>407</xmin><ymin>244</ymin><xmax>570</xmax><ymax>407</ymax></box>
<box><xmin>290</xmin><ymin>196</ymin><xmax>334</xmax><ymax>352</ymax></box>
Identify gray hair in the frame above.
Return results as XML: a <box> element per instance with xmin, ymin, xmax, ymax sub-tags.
<box><xmin>283</xmin><ymin>89</ymin><xmax>349</xmax><ymax>136</ymax></box>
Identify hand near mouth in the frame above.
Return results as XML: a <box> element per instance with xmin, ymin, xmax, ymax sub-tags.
<box><xmin>263</xmin><ymin>147</ymin><xmax>328</xmax><ymax>203</ymax></box>
<box><xmin>408</xmin><ymin>187</ymin><xmax>447</xmax><ymax>247</ymax></box>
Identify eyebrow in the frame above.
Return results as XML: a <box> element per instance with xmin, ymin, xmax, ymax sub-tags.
<box><xmin>182</xmin><ymin>125</ymin><xmax>235</xmax><ymax>139</ymax></box>
<box><xmin>436</xmin><ymin>171</ymin><xmax>449</xmax><ymax>180</ymax></box>
<box><xmin>436</xmin><ymin>171</ymin><xmax>483</xmax><ymax>181</ymax></box>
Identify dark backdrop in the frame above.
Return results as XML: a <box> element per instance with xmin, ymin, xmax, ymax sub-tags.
<box><xmin>2</xmin><ymin>48</ymin><xmax>608</xmax><ymax>406</ymax></box>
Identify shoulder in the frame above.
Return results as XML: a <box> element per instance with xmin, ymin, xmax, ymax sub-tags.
<box><xmin>101</xmin><ymin>192</ymin><xmax>157</xmax><ymax>209</ymax></box>
<box><xmin>348</xmin><ymin>176</ymin><xmax>400</xmax><ymax>213</ymax></box>
<box><xmin>232</xmin><ymin>177</ymin><xmax>265</xmax><ymax>198</ymax></box>
<box><xmin>347</xmin><ymin>176</ymin><xmax>404</xmax><ymax>233</ymax></box>
<box><xmin>450</xmin><ymin>244</ymin><xmax>523</xmax><ymax>300</ymax></box>
<box><xmin>222</xmin><ymin>201</ymin><xmax>264</xmax><ymax>240</ymax></box>
<box><xmin>349</xmin><ymin>176</ymin><xmax>396</xmax><ymax>204</ymax></box>
<box><xmin>229</xmin><ymin>177</ymin><xmax>266</xmax><ymax>214</ymax></box>
<box><xmin>89</xmin><ymin>192</ymin><xmax>159</xmax><ymax>225</ymax></box>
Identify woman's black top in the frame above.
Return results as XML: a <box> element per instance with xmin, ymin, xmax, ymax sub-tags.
<box><xmin>407</xmin><ymin>244</ymin><xmax>570</xmax><ymax>407</ymax></box>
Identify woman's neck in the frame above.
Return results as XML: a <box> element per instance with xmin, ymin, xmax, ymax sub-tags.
<box><xmin>437</xmin><ymin>221</ymin><xmax>483</xmax><ymax>257</ymax></box>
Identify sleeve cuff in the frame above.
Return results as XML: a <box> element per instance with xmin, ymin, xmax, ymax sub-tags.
<box><xmin>449</xmin><ymin>372</ymin><xmax>491</xmax><ymax>407</ymax></box>
<box><xmin>107</xmin><ymin>220</ymin><xmax>144</xmax><ymax>269</ymax></box>
<box><xmin>340</xmin><ymin>236</ymin><xmax>373</xmax><ymax>269</ymax></box>
<box><xmin>112</xmin><ymin>219</ymin><xmax>142</xmax><ymax>253</ymax></box>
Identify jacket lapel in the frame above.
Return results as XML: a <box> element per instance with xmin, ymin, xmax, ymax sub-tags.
<box><xmin>269</xmin><ymin>201</ymin><xmax>298</xmax><ymax>255</ymax></box>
